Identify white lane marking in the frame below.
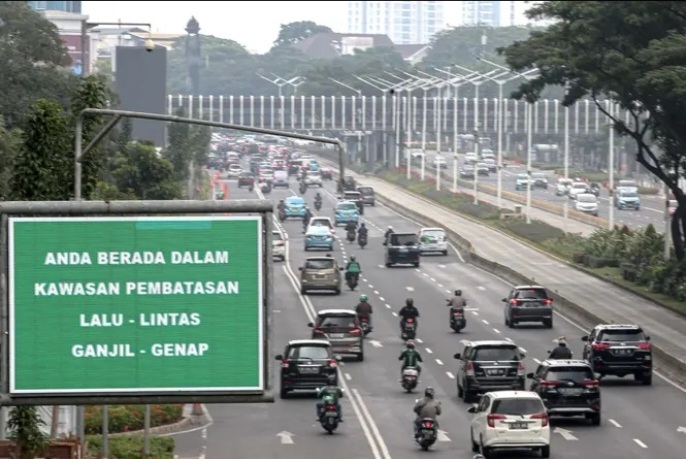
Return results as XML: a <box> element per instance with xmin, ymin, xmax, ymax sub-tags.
<box><xmin>370</xmin><ymin>340</ymin><xmax>383</xmax><ymax>348</ymax></box>
<box><xmin>533</xmin><ymin>358</ymin><xmax>541</xmax><ymax>364</ymax></box>
<box><xmin>633</xmin><ymin>439</ymin><xmax>647</xmax><ymax>449</ymax></box>
<box><xmin>423</xmin><ymin>272</ymin><xmax>429</xmax><ymax>277</ymax></box>
<box><xmin>277</xmin><ymin>431</ymin><xmax>294</xmax><ymax>445</ymax></box>
<box><xmin>345</xmin><ymin>373</ymin><xmax>352</xmax><ymax>381</ymax></box>
<box><xmin>385</xmin><ymin>304</ymin><xmax>391</xmax><ymax>308</ymax></box>
<box><xmin>378</xmin><ymin>264</ymin><xmax>384</xmax><ymax>268</ymax></box>
<box><xmin>392</xmin><ymin>312</ymin><xmax>398</xmax><ymax>317</ymax></box>
<box><xmin>379</xmin><ymin>296</ymin><xmax>385</xmax><ymax>301</ymax></box>
<box><xmin>445</xmin><ymin>289</ymin><xmax>451</xmax><ymax>294</ymax></box>
<box><xmin>430</xmin><ymin>277</ymin><xmax>436</xmax><ymax>282</ymax></box>
<box><xmin>406</xmin><ymin>286</ymin><xmax>415</xmax><ymax>292</ymax></box>
<box><xmin>368</xmin><ymin>284</ymin><xmax>374</xmax><ymax>289</ymax></box>
<box><xmin>518</xmin><ymin>347</ymin><xmax>527</xmax><ymax>354</ymax></box>
<box><xmin>374</xmin><ymin>290</ymin><xmax>380</xmax><ymax>295</ymax></box>
<box><xmin>482</xmin><ymin>319</ymin><xmax>489</xmax><ymax>325</ymax></box>
<box><xmin>415</xmin><ymin>268</ymin><xmax>420</xmax><ymax>272</ymax></box>
<box><xmin>471</xmin><ymin>311</ymin><xmax>479</xmax><ymax>316</ymax></box>
<box><xmin>416</xmin><ymin>338</ymin><xmax>424</xmax><ymax>344</ymax></box>
<box><xmin>437</xmin><ymin>283</ymin><xmax>444</xmax><ymax>288</ymax></box>
<box><xmin>351</xmin><ymin>389</ymin><xmax>393</xmax><ymax>459</ymax></box>
<box><xmin>493</xmin><ymin>328</ymin><xmax>501</xmax><ymax>334</ymax></box>
<box><xmin>609</xmin><ymin>419</ymin><xmax>622</xmax><ymax>428</ymax></box>
<box><xmin>465</xmin><ymin>307</ymin><xmax>479</xmax><ymax>311</ymax></box>
<box><xmin>426</xmin><ymin>348</ymin><xmax>433</xmax><ymax>354</ymax></box>
<box><xmin>439</xmin><ymin>264</ymin><xmax>446</xmax><ymax>268</ymax></box>
<box><xmin>477</xmin><ymin>286</ymin><xmax>486</xmax><ymax>291</ymax></box>
<box><xmin>446</xmin><ymin>372</ymin><xmax>455</xmax><ymax>379</ymax></box>
<box><xmin>435</xmin><ymin>359</ymin><xmax>444</xmax><ymax>365</ymax></box>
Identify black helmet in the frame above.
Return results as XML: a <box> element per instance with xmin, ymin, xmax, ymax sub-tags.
<box><xmin>455</xmin><ymin>289</ymin><xmax>462</xmax><ymax>296</ymax></box>
<box><xmin>405</xmin><ymin>298</ymin><xmax>414</xmax><ymax>306</ymax></box>
<box><xmin>424</xmin><ymin>387</ymin><xmax>435</xmax><ymax>398</ymax></box>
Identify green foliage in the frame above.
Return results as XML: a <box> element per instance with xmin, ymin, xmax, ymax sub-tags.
<box><xmin>274</xmin><ymin>21</ymin><xmax>332</xmax><ymax>47</ymax></box>
<box><xmin>162</xmin><ymin>107</ymin><xmax>211</xmax><ymax>183</ymax></box>
<box><xmin>7</xmin><ymin>407</ymin><xmax>49</xmax><ymax>459</ymax></box>
<box><xmin>498</xmin><ymin>1</ymin><xmax>686</xmax><ymax>259</ymax></box>
<box><xmin>111</xmin><ymin>141</ymin><xmax>183</xmax><ymax>200</ymax></box>
<box><xmin>84</xmin><ymin>404</ymin><xmax>183</xmax><ymax>435</ymax></box>
<box><xmin>10</xmin><ymin>99</ymin><xmax>71</xmax><ymax>200</ymax></box>
<box><xmin>0</xmin><ymin>1</ymin><xmax>76</xmax><ymax>128</ymax></box>
<box><xmin>0</xmin><ymin>118</ymin><xmax>21</xmax><ymax>199</ymax></box>
<box><xmin>86</xmin><ymin>435</ymin><xmax>175</xmax><ymax>459</ymax></box>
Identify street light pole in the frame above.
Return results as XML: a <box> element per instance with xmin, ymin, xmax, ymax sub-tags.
<box><xmin>257</xmin><ymin>74</ymin><xmax>289</xmax><ymax>97</ymax></box>
<box><xmin>608</xmin><ymin>102</ymin><xmax>615</xmax><ymax>229</ymax></box>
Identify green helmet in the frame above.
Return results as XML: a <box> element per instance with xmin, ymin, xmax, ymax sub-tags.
<box><xmin>360</xmin><ymin>294</ymin><xmax>368</xmax><ymax>302</ymax></box>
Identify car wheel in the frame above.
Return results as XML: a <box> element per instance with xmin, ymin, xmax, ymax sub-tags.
<box><xmin>334</xmin><ymin>288</ymin><xmax>341</xmax><ymax>295</ymax></box>
<box><xmin>280</xmin><ymin>387</ymin><xmax>290</xmax><ymax>399</ymax></box>
<box><xmin>637</xmin><ymin>372</ymin><xmax>652</xmax><ymax>385</ymax></box>
<box><xmin>386</xmin><ymin>262</ymin><xmax>392</xmax><ymax>267</ymax></box>
<box><xmin>463</xmin><ymin>386</ymin><xmax>476</xmax><ymax>403</ymax></box>
<box><xmin>457</xmin><ymin>382</ymin><xmax>464</xmax><ymax>399</ymax></box>
<box><xmin>356</xmin><ymin>351</ymin><xmax>364</xmax><ymax>362</ymax></box>
<box><xmin>588</xmin><ymin>412</ymin><xmax>601</xmax><ymax>426</ymax></box>
<box><xmin>470</xmin><ymin>428</ymin><xmax>479</xmax><ymax>452</ymax></box>
<box><xmin>442</xmin><ymin>250</ymin><xmax>448</xmax><ymax>256</ymax></box>
<box><xmin>543</xmin><ymin>318</ymin><xmax>553</xmax><ymax>329</ymax></box>
<box><xmin>635</xmin><ymin>207</ymin><xmax>640</xmax><ymax>211</ymax></box>
<box><xmin>504</xmin><ymin>316</ymin><xmax>510</xmax><ymax>327</ymax></box>
<box><xmin>304</xmin><ymin>246</ymin><xmax>309</xmax><ymax>251</ymax></box>
<box><xmin>540</xmin><ymin>445</ymin><xmax>550</xmax><ymax>458</ymax></box>
<box><xmin>300</xmin><ymin>287</ymin><xmax>307</xmax><ymax>295</ymax></box>
<box><xmin>480</xmin><ymin>437</ymin><xmax>493</xmax><ymax>458</ymax></box>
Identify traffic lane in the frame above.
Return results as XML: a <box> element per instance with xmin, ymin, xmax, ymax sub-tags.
<box><xmin>167</xmin><ymin>428</ymin><xmax>206</xmax><ymax>458</ymax></box>
<box><xmin>202</xmin><ymin>266</ymin><xmax>374</xmax><ymax>459</ymax></box>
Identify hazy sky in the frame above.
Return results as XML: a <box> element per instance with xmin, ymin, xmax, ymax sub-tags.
<box><xmin>83</xmin><ymin>1</ymin><xmax>531</xmax><ymax>53</ymax></box>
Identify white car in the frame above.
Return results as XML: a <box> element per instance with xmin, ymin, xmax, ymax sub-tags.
<box><xmin>575</xmin><ymin>193</ymin><xmax>599</xmax><ymax>216</ymax></box>
<box><xmin>272</xmin><ymin>230</ymin><xmax>285</xmax><ymax>261</ymax></box>
<box><xmin>418</xmin><ymin>227</ymin><xmax>448</xmax><ymax>255</ymax></box>
<box><xmin>556</xmin><ymin>178</ymin><xmax>573</xmax><ymax>196</ymax></box>
<box><xmin>304</xmin><ymin>171</ymin><xmax>323</xmax><ymax>187</ymax></box>
<box><xmin>226</xmin><ymin>164</ymin><xmax>242</xmax><ymax>178</ymax></box>
<box><xmin>469</xmin><ymin>391</ymin><xmax>550</xmax><ymax>458</ymax></box>
<box><xmin>464</xmin><ymin>152</ymin><xmax>478</xmax><ymax>164</ymax></box>
<box><xmin>568</xmin><ymin>181</ymin><xmax>590</xmax><ymax>200</ymax></box>
<box><xmin>433</xmin><ymin>157</ymin><xmax>448</xmax><ymax>169</ymax></box>
<box><xmin>308</xmin><ymin>217</ymin><xmax>336</xmax><ymax>234</ymax></box>
<box><xmin>410</xmin><ymin>149</ymin><xmax>424</xmax><ymax>160</ymax></box>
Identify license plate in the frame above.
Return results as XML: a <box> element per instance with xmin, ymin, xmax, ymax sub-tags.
<box><xmin>404</xmin><ymin>369</ymin><xmax>418</xmax><ymax>377</ymax></box>
<box><xmin>328</xmin><ymin>333</ymin><xmax>344</xmax><ymax>339</ymax></box>
<box><xmin>423</xmin><ymin>432</ymin><xmax>433</xmax><ymax>439</ymax></box>
<box><xmin>613</xmin><ymin>349</ymin><xmax>633</xmax><ymax>355</ymax></box>
<box><xmin>510</xmin><ymin>422</ymin><xmax>528</xmax><ymax>430</ymax></box>
<box><xmin>405</xmin><ymin>324</ymin><xmax>415</xmax><ymax>330</ymax></box>
<box><xmin>558</xmin><ymin>388</ymin><xmax>584</xmax><ymax>396</ymax></box>
<box><xmin>298</xmin><ymin>366</ymin><xmax>319</xmax><ymax>374</ymax></box>
<box><xmin>314</xmin><ymin>274</ymin><xmax>326</xmax><ymax>279</ymax></box>
<box><xmin>325</xmin><ymin>411</ymin><xmax>338</xmax><ymax>417</ymax></box>
<box><xmin>398</xmin><ymin>247</ymin><xmax>408</xmax><ymax>252</ymax></box>
<box><xmin>487</xmin><ymin>369</ymin><xmax>505</xmax><ymax>376</ymax></box>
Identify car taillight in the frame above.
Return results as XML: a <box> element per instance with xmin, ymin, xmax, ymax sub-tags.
<box><xmin>540</xmin><ymin>380</ymin><xmax>560</xmax><ymax>387</ymax></box>
<box><xmin>407</xmin><ymin>318</ymin><xmax>414</xmax><ymax>323</ymax></box>
<box><xmin>543</xmin><ymin>298</ymin><xmax>553</xmax><ymax>305</ymax></box>
<box><xmin>422</xmin><ymin>421</ymin><xmax>434</xmax><ymax>428</ymax></box>
<box><xmin>582</xmin><ymin>379</ymin><xmax>599</xmax><ymax>388</ymax></box>
<box><xmin>487</xmin><ymin>414</ymin><xmax>505</xmax><ymax>427</ymax></box>
<box><xmin>466</xmin><ymin>362</ymin><xmax>475</xmax><ymax>376</ymax></box>
<box><xmin>327</xmin><ymin>358</ymin><xmax>338</xmax><ymax>368</ymax></box>
<box><xmin>637</xmin><ymin>342</ymin><xmax>651</xmax><ymax>350</ymax></box>
<box><xmin>360</xmin><ymin>317</ymin><xmax>369</xmax><ymax>323</ymax></box>
<box><xmin>281</xmin><ymin>359</ymin><xmax>290</xmax><ymax>369</ymax></box>
<box><xmin>453</xmin><ymin>312</ymin><xmax>463</xmax><ymax>317</ymax></box>
<box><xmin>313</xmin><ymin>328</ymin><xmax>325</xmax><ymax>335</ymax></box>
<box><xmin>326</xmin><ymin>405</ymin><xmax>337</xmax><ymax>411</ymax></box>
<box><xmin>517</xmin><ymin>361</ymin><xmax>525</xmax><ymax>375</ymax></box>
<box><xmin>592</xmin><ymin>343</ymin><xmax>611</xmax><ymax>351</ymax></box>
<box><xmin>349</xmin><ymin>328</ymin><xmax>362</xmax><ymax>335</ymax></box>
<box><xmin>530</xmin><ymin>412</ymin><xmax>549</xmax><ymax>427</ymax></box>
<box><xmin>510</xmin><ymin>299</ymin><xmax>521</xmax><ymax>306</ymax></box>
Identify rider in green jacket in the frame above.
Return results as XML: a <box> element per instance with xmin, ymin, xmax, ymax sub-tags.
<box><xmin>399</xmin><ymin>340</ymin><xmax>423</xmax><ymax>378</ymax></box>
<box><xmin>316</xmin><ymin>385</ymin><xmax>344</xmax><ymax>421</ymax></box>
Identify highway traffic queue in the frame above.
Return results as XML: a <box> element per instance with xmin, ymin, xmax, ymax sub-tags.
<box><xmin>214</xmin><ymin>134</ymin><xmax>656</xmax><ymax>458</ymax></box>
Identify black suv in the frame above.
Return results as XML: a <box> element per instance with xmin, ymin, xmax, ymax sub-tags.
<box><xmin>581</xmin><ymin>324</ymin><xmax>652</xmax><ymax>385</ymax></box>
<box><xmin>453</xmin><ymin>340</ymin><xmax>526</xmax><ymax>403</ymax></box>
<box><xmin>503</xmin><ymin>285</ymin><xmax>554</xmax><ymax>328</ymax></box>
<box><xmin>357</xmin><ymin>186</ymin><xmax>376</xmax><ymax>206</ymax></box>
<box><xmin>385</xmin><ymin>232</ymin><xmax>421</xmax><ymax>267</ymax></box>
<box><xmin>527</xmin><ymin>359</ymin><xmax>601</xmax><ymax>425</ymax></box>
<box><xmin>275</xmin><ymin>339</ymin><xmax>340</xmax><ymax>398</ymax></box>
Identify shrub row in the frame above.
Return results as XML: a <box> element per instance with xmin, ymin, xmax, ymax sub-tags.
<box><xmin>86</xmin><ymin>435</ymin><xmax>174</xmax><ymax>459</ymax></box>
<box><xmin>380</xmin><ymin>169</ymin><xmax>685</xmax><ymax>304</ymax></box>
<box><xmin>85</xmin><ymin>405</ymin><xmax>184</xmax><ymax>435</ymax></box>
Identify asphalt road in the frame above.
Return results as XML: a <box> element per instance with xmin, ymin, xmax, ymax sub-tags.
<box><xmin>167</xmin><ymin>172</ymin><xmax>686</xmax><ymax>459</ymax></box>
<box><xmin>419</xmin><ymin>151</ymin><xmax>666</xmax><ymax>230</ymax></box>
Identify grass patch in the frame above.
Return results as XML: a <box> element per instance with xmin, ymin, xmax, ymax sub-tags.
<box><xmin>86</xmin><ymin>435</ymin><xmax>174</xmax><ymax>459</ymax></box>
<box><xmin>587</xmin><ymin>266</ymin><xmax>686</xmax><ymax>316</ymax></box>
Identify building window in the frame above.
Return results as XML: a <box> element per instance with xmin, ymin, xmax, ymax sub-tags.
<box><xmin>31</xmin><ymin>1</ymin><xmax>48</xmax><ymax>10</ymax></box>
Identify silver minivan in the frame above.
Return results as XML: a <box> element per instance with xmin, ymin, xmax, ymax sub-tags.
<box><xmin>273</xmin><ymin>170</ymin><xmax>289</xmax><ymax>188</ymax></box>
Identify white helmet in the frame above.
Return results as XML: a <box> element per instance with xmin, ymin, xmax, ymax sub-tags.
<box><xmin>388</xmin><ymin>225</ymin><xmax>393</xmax><ymax>230</ymax></box>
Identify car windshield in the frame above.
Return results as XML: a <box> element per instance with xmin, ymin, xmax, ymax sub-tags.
<box><xmin>319</xmin><ymin>315</ymin><xmax>358</xmax><ymax>328</ymax></box>
<box><xmin>515</xmin><ymin>288</ymin><xmax>548</xmax><ymax>300</ymax></box>
<box><xmin>229</xmin><ymin>164</ymin><xmax>241</xmax><ymax>169</ymax></box>
<box><xmin>483</xmin><ymin>159</ymin><xmax>495</xmax><ymax>164</ymax></box>
<box><xmin>305</xmin><ymin>259</ymin><xmax>335</xmax><ymax>270</ymax></box>
<box><xmin>578</xmin><ymin>195</ymin><xmax>597</xmax><ymax>203</ymax></box>
<box><xmin>598</xmin><ymin>329</ymin><xmax>646</xmax><ymax>342</ymax></box>
<box><xmin>286</xmin><ymin>198</ymin><xmax>304</xmax><ymax>206</ymax></box>
<box><xmin>358</xmin><ymin>187</ymin><xmax>373</xmax><ymax>195</ymax></box>
<box><xmin>422</xmin><ymin>230</ymin><xmax>445</xmax><ymax>240</ymax></box>
<box><xmin>337</xmin><ymin>203</ymin><xmax>357</xmax><ymax>211</ymax></box>
<box><xmin>491</xmin><ymin>398</ymin><xmax>544</xmax><ymax>415</ymax></box>
<box><xmin>621</xmin><ymin>192</ymin><xmax>638</xmax><ymax>198</ymax></box>
<box><xmin>287</xmin><ymin>346</ymin><xmax>329</xmax><ymax>360</ymax></box>
<box><xmin>473</xmin><ymin>346</ymin><xmax>521</xmax><ymax>361</ymax></box>
<box><xmin>391</xmin><ymin>234</ymin><xmax>418</xmax><ymax>246</ymax></box>
<box><xmin>546</xmin><ymin>367</ymin><xmax>594</xmax><ymax>382</ymax></box>
<box><xmin>619</xmin><ymin>180</ymin><xmax>637</xmax><ymax>188</ymax></box>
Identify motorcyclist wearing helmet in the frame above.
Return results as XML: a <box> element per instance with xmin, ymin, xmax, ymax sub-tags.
<box><xmin>383</xmin><ymin>225</ymin><xmax>394</xmax><ymax>245</ymax></box>
<box><xmin>345</xmin><ymin>219</ymin><xmax>358</xmax><ymax>234</ymax></box>
<box><xmin>345</xmin><ymin>255</ymin><xmax>362</xmax><ymax>283</ymax></box>
<box><xmin>448</xmin><ymin>289</ymin><xmax>467</xmax><ymax>317</ymax></box>
<box><xmin>413</xmin><ymin>387</ymin><xmax>441</xmax><ymax>435</ymax></box>
<box><xmin>302</xmin><ymin>206</ymin><xmax>312</xmax><ymax>232</ymax></box>
<box><xmin>549</xmin><ymin>337</ymin><xmax>573</xmax><ymax>359</ymax></box>
<box><xmin>399</xmin><ymin>340</ymin><xmax>423</xmax><ymax>379</ymax></box>
<box><xmin>357</xmin><ymin>222</ymin><xmax>369</xmax><ymax>239</ymax></box>
<box><xmin>316</xmin><ymin>384</ymin><xmax>344</xmax><ymax>422</ymax></box>
<box><xmin>215</xmin><ymin>188</ymin><xmax>225</xmax><ymax>200</ymax></box>
<box><xmin>356</xmin><ymin>294</ymin><xmax>373</xmax><ymax>327</ymax></box>
<box><xmin>399</xmin><ymin>298</ymin><xmax>420</xmax><ymax>332</ymax></box>
<box><xmin>277</xmin><ymin>199</ymin><xmax>286</xmax><ymax>212</ymax></box>
<box><xmin>315</xmin><ymin>191</ymin><xmax>322</xmax><ymax>203</ymax></box>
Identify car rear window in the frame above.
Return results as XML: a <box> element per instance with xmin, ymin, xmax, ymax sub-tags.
<box><xmin>491</xmin><ymin>398</ymin><xmax>544</xmax><ymax>415</ymax></box>
<box><xmin>345</xmin><ymin>192</ymin><xmax>361</xmax><ymax>199</ymax></box>
<box><xmin>391</xmin><ymin>234</ymin><xmax>418</xmax><ymax>246</ymax></box>
<box><xmin>319</xmin><ymin>315</ymin><xmax>358</xmax><ymax>329</ymax></box>
<box><xmin>272</xmin><ymin>232</ymin><xmax>283</xmax><ymax>241</ymax></box>
<box><xmin>421</xmin><ymin>230</ymin><xmax>445</xmax><ymax>240</ymax></box>
<box><xmin>338</xmin><ymin>203</ymin><xmax>357</xmax><ymax>211</ymax></box>
<box><xmin>358</xmin><ymin>187</ymin><xmax>374</xmax><ymax>195</ymax></box>
<box><xmin>515</xmin><ymin>288</ymin><xmax>548</xmax><ymax>300</ymax></box>
<box><xmin>288</xmin><ymin>346</ymin><xmax>330</xmax><ymax>360</ymax></box>
<box><xmin>305</xmin><ymin>259</ymin><xmax>334</xmax><ymax>270</ymax></box>
<box><xmin>473</xmin><ymin>346</ymin><xmax>521</xmax><ymax>361</ymax></box>
<box><xmin>598</xmin><ymin>329</ymin><xmax>645</xmax><ymax>342</ymax></box>
<box><xmin>546</xmin><ymin>367</ymin><xmax>594</xmax><ymax>382</ymax></box>
<box><xmin>311</xmin><ymin>219</ymin><xmax>332</xmax><ymax>228</ymax></box>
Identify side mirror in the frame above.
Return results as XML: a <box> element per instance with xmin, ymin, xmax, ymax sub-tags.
<box><xmin>453</xmin><ymin>353</ymin><xmax>461</xmax><ymax>359</ymax></box>
<box><xmin>307</xmin><ymin>322</ymin><xmax>314</xmax><ymax>328</ymax></box>
<box><xmin>546</xmin><ymin>350</ymin><xmax>551</xmax><ymax>354</ymax></box>
<box><xmin>520</xmin><ymin>353</ymin><xmax>526</xmax><ymax>359</ymax></box>
<box><xmin>645</xmin><ymin>335</ymin><xmax>651</xmax><ymax>341</ymax></box>
<box><xmin>526</xmin><ymin>372</ymin><xmax>535</xmax><ymax>379</ymax></box>
<box><xmin>581</xmin><ymin>335</ymin><xmax>589</xmax><ymax>341</ymax></box>
<box><xmin>501</xmin><ymin>298</ymin><xmax>507</xmax><ymax>302</ymax></box>
<box><xmin>339</xmin><ymin>267</ymin><xmax>345</xmax><ymax>271</ymax></box>
<box><xmin>274</xmin><ymin>354</ymin><xmax>283</xmax><ymax>361</ymax></box>
<box><xmin>335</xmin><ymin>355</ymin><xmax>343</xmax><ymax>361</ymax></box>
<box><xmin>467</xmin><ymin>406</ymin><xmax>477</xmax><ymax>413</ymax></box>
<box><xmin>298</xmin><ymin>267</ymin><xmax>303</xmax><ymax>271</ymax></box>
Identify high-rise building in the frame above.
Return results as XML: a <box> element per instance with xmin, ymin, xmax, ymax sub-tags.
<box><xmin>462</xmin><ymin>1</ymin><xmax>502</xmax><ymax>27</ymax></box>
<box><xmin>347</xmin><ymin>1</ymin><xmax>445</xmax><ymax>45</ymax></box>
<box><xmin>27</xmin><ymin>1</ymin><xmax>82</xmax><ymax>14</ymax></box>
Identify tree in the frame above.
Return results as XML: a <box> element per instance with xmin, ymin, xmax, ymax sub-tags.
<box><xmin>162</xmin><ymin>108</ymin><xmax>193</xmax><ymax>181</ymax></box>
<box><xmin>0</xmin><ymin>117</ymin><xmax>21</xmax><ymax>199</ymax></box>
<box><xmin>0</xmin><ymin>1</ymin><xmax>76</xmax><ymax>128</ymax></box>
<box><xmin>274</xmin><ymin>21</ymin><xmax>332</xmax><ymax>47</ymax></box>
<box><xmin>112</xmin><ymin>141</ymin><xmax>183</xmax><ymax>200</ymax></box>
<box><xmin>10</xmin><ymin>99</ymin><xmax>71</xmax><ymax>200</ymax></box>
<box><xmin>7</xmin><ymin>407</ymin><xmax>49</xmax><ymax>459</ymax></box>
<box><xmin>498</xmin><ymin>1</ymin><xmax>686</xmax><ymax>259</ymax></box>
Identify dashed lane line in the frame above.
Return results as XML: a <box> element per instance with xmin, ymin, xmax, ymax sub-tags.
<box><xmin>609</xmin><ymin>419</ymin><xmax>622</xmax><ymax>428</ymax></box>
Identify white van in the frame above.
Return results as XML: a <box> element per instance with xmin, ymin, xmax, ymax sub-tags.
<box><xmin>273</xmin><ymin>170</ymin><xmax>289</xmax><ymax>188</ymax></box>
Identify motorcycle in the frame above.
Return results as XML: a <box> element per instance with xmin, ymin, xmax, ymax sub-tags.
<box><xmin>278</xmin><ymin>209</ymin><xmax>287</xmax><ymax>222</ymax></box>
<box><xmin>590</xmin><ymin>184</ymin><xmax>601</xmax><ymax>197</ymax></box>
<box><xmin>401</xmin><ymin>366</ymin><xmax>418</xmax><ymax>392</ymax></box>
<box><xmin>299</xmin><ymin>182</ymin><xmax>307</xmax><ymax>195</ymax></box>
<box><xmin>314</xmin><ymin>199</ymin><xmax>322</xmax><ymax>211</ymax></box>
<box><xmin>346</xmin><ymin>229</ymin><xmax>356</xmax><ymax>243</ymax></box>
<box><xmin>319</xmin><ymin>395</ymin><xmax>341</xmax><ymax>434</ymax></box>
<box><xmin>346</xmin><ymin>272</ymin><xmax>359</xmax><ymax>291</ymax></box>
<box><xmin>447</xmin><ymin>299</ymin><xmax>466</xmax><ymax>333</ymax></box>
<box><xmin>415</xmin><ymin>418</ymin><xmax>438</xmax><ymax>451</ymax></box>
<box><xmin>360</xmin><ymin>316</ymin><xmax>372</xmax><ymax>336</ymax></box>
<box><xmin>248</xmin><ymin>183</ymin><xmax>254</xmax><ymax>192</ymax></box>
<box><xmin>358</xmin><ymin>233</ymin><xmax>368</xmax><ymax>249</ymax></box>
<box><xmin>260</xmin><ymin>182</ymin><xmax>271</xmax><ymax>194</ymax></box>
<box><xmin>401</xmin><ymin>318</ymin><xmax>417</xmax><ymax>340</ymax></box>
